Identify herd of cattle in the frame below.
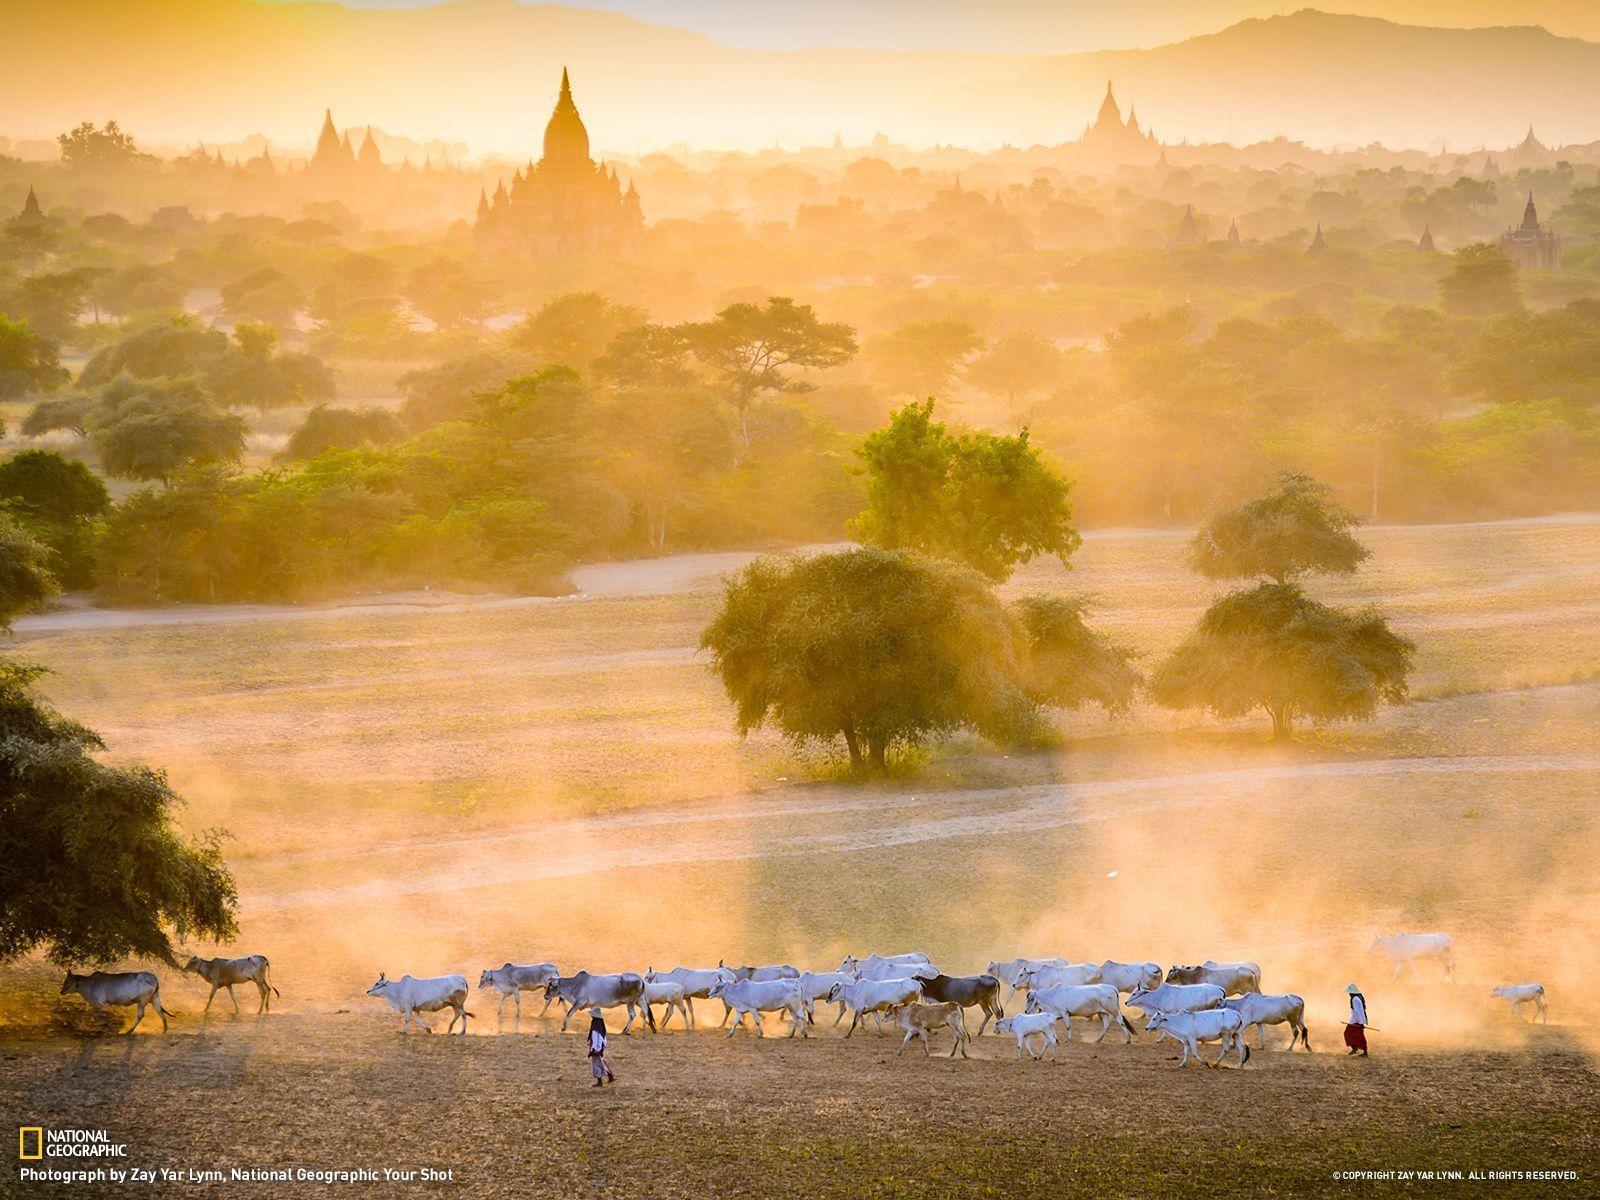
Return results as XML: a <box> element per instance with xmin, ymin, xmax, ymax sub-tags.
<box><xmin>55</xmin><ymin>932</ymin><xmax>1551</xmax><ymax>1066</ymax></box>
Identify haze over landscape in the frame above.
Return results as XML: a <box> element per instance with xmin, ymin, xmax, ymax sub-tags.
<box><xmin>2</xmin><ymin>3</ymin><xmax>1598</xmax><ymax>1197</ymax></box>
<box><xmin>6</xmin><ymin>3</ymin><xmax>1600</xmax><ymax>152</ymax></box>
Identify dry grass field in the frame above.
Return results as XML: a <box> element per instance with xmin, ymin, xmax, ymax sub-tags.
<box><xmin>4</xmin><ymin>517</ymin><xmax>1600</xmax><ymax>1196</ymax></box>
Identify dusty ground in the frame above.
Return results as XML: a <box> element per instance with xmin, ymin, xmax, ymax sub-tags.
<box><xmin>4</xmin><ymin>518</ymin><xmax>1600</xmax><ymax>1195</ymax></box>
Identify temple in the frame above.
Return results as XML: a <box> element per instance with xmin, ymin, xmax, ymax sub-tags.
<box><xmin>1500</xmin><ymin>193</ymin><xmax>1561</xmax><ymax>270</ymax></box>
<box><xmin>475</xmin><ymin>69</ymin><xmax>643</xmax><ymax>258</ymax></box>
<box><xmin>1074</xmin><ymin>82</ymin><xmax>1162</xmax><ymax>164</ymax></box>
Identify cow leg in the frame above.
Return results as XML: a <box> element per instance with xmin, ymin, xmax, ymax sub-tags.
<box><xmin>228</xmin><ymin>985</ymin><xmax>240</xmax><ymax>1014</ymax></box>
<box><xmin>1257</xmin><ymin>1022</ymin><xmax>1267</xmax><ymax>1050</ymax></box>
<box><xmin>256</xmin><ymin>980</ymin><xmax>270</xmax><ymax>1013</ymax></box>
<box><xmin>845</xmin><ymin>1009</ymin><xmax>861</xmax><ymax>1039</ymax></box>
<box><xmin>720</xmin><ymin>1001</ymin><xmax>733</xmax><ymax>1027</ymax></box>
<box><xmin>203</xmin><ymin>984</ymin><xmax>219</xmax><ymax>1014</ymax></box>
<box><xmin>1090</xmin><ymin>1014</ymin><xmax>1110</xmax><ymax>1044</ymax></box>
<box><xmin>126</xmin><ymin>1002</ymin><xmax>145</xmax><ymax>1035</ymax></box>
<box><xmin>684</xmin><ymin>996</ymin><xmax>695</xmax><ymax>1029</ymax></box>
<box><xmin>559</xmin><ymin>1005</ymin><xmax>574</xmax><ymax>1033</ymax></box>
<box><xmin>833</xmin><ymin>1001</ymin><xmax>848</xmax><ymax>1027</ymax></box>
<box><xmin>725</xmin><ymin>1010</ymin><xmax>742</xmax><ymax>1039</ymax></box>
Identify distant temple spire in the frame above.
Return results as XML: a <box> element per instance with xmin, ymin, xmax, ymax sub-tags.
<box><xmin>21</xmin><ymin>185</ymin><xmax>42</xmax><ymax>218</ymax></box>
<box><xmin>1502</xmin><ymin>191</ymin><xmax>1561</xmax><ymax>269</ymax></box>
<box><xmin>1227</xmin><ymin>217</ymin><xmax>1241</xmax><ymax>247</ymax></box>
<box><xmin>1418</xmin><ymin>223</ymin><xmax>1435</xmax><ymax>252</ymax></box>
<box><xmin>1308</xmin><ymin>223</ymin><xmax>1327</xmax><ymax>255</ymax></box>
<box><xmin>358</xmin><ymin>126</ymin><xmax>382</xmax><ymax>168</ymax></box>
<box><xmin>1174</xmin><ymin>204</ymin><xmax>1201</xmax><ymax>248</ymax></box>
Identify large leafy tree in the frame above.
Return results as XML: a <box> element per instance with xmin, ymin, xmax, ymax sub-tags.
<box><xmin>0</xmin><ymin>451</ymin><xmax>110</xmax><ymax>590</ymax></box>
<box><xmin>850</xmin><ymin>399</ymin><xmax>1080</xmax><ymax>581</ymax></box>
<box><xmin>89</xmin><ymin>378</ymin><xmax>247</xmax><ymax>483</ymax></box>
<box><xmin>1439</xmin><ymin>243</ymin><xmax>1522</xmax><ymax>317</ymax></box>
<box><xmin>514</xmin><ymin>292</ymin><xmax>645</xmax><ymax>369</ymax></box>
<box><xmin>701</xmin><ymin>547</ymin><xmax>1132</xmax><ymax>772</ymax></box>
<box><xmin>0</xmin><ymin>314</ymin><xmax>70</xmax><ymax>400</ymax></box>
<box><xmin>57</xmin><ymin>120</ymin><xmax>153</xmax><ymax>170</ymax></box>
<box><xmin>1153</xmin><ymin>473</ymin><xmax>1413</xmax><ymax>739</ymax></box>
<box><xmin>0</xmin><ymin>662</ymin><xmax>238</xmax><ymax>967</ymax></box>
<box><xmin>0</xmin><ymin>515</ymin><xmax>59</xmax><ymax>626</ymax></box>
<box><xmin>283</xmin><ymin>405</ymin><xmax>405</xmax><ymax>461</ymax></box>
<box><xmin>1189</xmin><ymin>471</ymin><xmax>1369</xmax><ymax>584</ymax></box>
<box><xmin>684</xmin><ymin>296</ymin><xmax>856</xmax><ymax>448</ymax></box>
<box><xmin>866</xmin><ymin>320</ymin><xmax>984</xmax><ymax>397</ymax></box>
<box><xmin>1150</xmin><ymin>584</ymin><xmax>1414</xmax><ymax>741</ymax></box>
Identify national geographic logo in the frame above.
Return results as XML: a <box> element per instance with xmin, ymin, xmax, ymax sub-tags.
<box><xmin>16</xmin><ymin>1127</ymin><xmax>129</xmax><ymax>1159</ymax></box>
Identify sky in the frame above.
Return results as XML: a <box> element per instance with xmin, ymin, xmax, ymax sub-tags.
<box><xmin>289</xmin><ymin>0</ymin><xmax>1600</xmax><ymax>52</ymax></box>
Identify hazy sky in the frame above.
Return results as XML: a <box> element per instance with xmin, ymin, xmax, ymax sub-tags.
<box><xmin>292</xmin><ymin>0</ymin><xmax>1600</xmax><ymax>51</ymax></box>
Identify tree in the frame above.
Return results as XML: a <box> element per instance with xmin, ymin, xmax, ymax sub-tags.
<box><xmin>404</xmin><ymin>258</ymin><xmax>485</xmax><ymax>332</ymax></box>
<box><xmin>1439</xmin><ymin>243</ymin><xmax>1522</xmax><ymax>317</ymax></box>
<box><xmin>0</xmin><ymin>450</ymin><xmax>109</xmax><ymax>523</ymax></box>
<box><xmin>283</xmin><ymin>406</ymin><xmax>405</xmax><ymax>461</ymax></box>
<box><xmin>21</xmin><ymin>394</ymin><xmax>96</xmax><ymax>437</ymax></box>
<box><xmin>700</xmin><ymin>548</ymin><xmax>1131</xmax><ymax>772</ymax></box>
<box><xmin>77</xmin><ymin>315</ymin><xmax>232</xmax><ymax>390</ymax></box>
<box><xmin>57</xmin><ymin>120</ymin><xmax>153</xmax><ymax>170</ymax></box>
<box><xmin>221</xmin><ymin>269</ymin><xmax>305</xmax><ymax>329</ymax></box>
<box><xmin>0</xmin><ymin>314</ymin><xmax>69</xmax><ymax>399</ymax></box>
<box><xmin>1012</xmin><ymin>594</ymin><xmax>1140</xmax><ymax>715</ymax></box>
<box><xmin>594</xmin><ymin>324</ymin><xmax>694</xmax><ymax>389</ymax></box>
<box><xmin>0</xmin><ymin>662</ymin><xmax>238</xmax><ymax>967</ymax></box>
<box><xmin>1153</xmin><ymin>474</ymin><xmax>1413</xmax><ymax>739</ymax></box>
<box><xmin>850</xmin><ymin>400</ymin><xmax>1081</xmax><ymax>581</ymax></box>
<box><xmin>964</xmin><ymin>331</ymin><xmax>1063</xmax><ymax>406</ymax></box>
<box><xmin>211</xmin><ymin>323</ymin><xmax>335</xmax><ymax>413</ymax></box>
<box><xmin>90</xmin><ymin>381</ymin><xmax>247</xmax><ymax>483</ymax></box>
<box><xmin>397</xmin><ymin>351</ymin><xmax>526</xmax><ymax>432</ymax></box>
<box><xmin>0</xmin><ymin>516</ymin><xmax>59</xmax><ymax>625</ymax></box>
<box><xmin>1189</xmin><ymin>471</ymin><xmax>1369</xmax><ymax>584</ymax></box>
<box><xmin>93</xmin><ymin>263</ymin><xmax>186</xmax><ymax>321</ymax></box>
<box><xmin>684</xmin><ymin>297</ymin><xmax>856</xmax><ymax>448</ymax></box>
<box><xmin>1149</xmin><ymin>583</ymin><xmax>1414</xmax><ymax>740</ymax></box>
<box><xmin>866</xmin><ymin>320</ymin><xmax>984</xmax><ymax>397</ymax></box>
<box><xmin>513</xmin><ymin>292</ymin><xmax>645</xmax><ymax>369</ymax></box>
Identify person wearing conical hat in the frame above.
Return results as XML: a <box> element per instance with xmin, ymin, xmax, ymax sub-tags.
<box><xmin>587</xmin><ymin>1007</ymin><xmax>615</xmax><ymax>1086</ymax></box>
<box><xmin>1343</xmin><ymin>984</ymin><xmax>1369</xmax><ymax>1056</ymax></box>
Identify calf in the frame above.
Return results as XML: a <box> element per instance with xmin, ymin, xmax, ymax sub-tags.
<box><xmin>994</xmin><ymin>1012</ymin><xmax>1061</xmax><ymax>1061</ymax></box>
<box><xmin>1222</xmin><ymin>993</ymin><xmax>1310</xmax><ymax>1050</ymax></box>
<box><xmin>1491</xmin><ymin>983</ymin><xmax>1547</xmax><ymax>1023</ymax></box>
<box><xmin>478</xmin><ymin>962</ymin><xmax>560</xmax><ymax>1021</ymax></box>
<box><xmin>61</xmin><ymin>971</ymin><xmax>172</xmax><ymax>1034</ymax></box>
<box><xmin>1147</xmin><ymin>1009</ymin><xmax>1250</xmax><ymax>1068</ymax></box>
<box><xmin>642</xmin><ymin>980</ymin><xmax>691</xmax><ymax>1030</ymax></box>
<box><xmin>366</xmin><ymin>972</ymin><xmax>472</xmax><ymax>1034</ymax></box>
<box><xmin>887</xmin><ymin>1002</ymin><xmax>970</xmax><ymax>1058</ymax></box>
<box><xmin>182</xmin><ymin>954</ymin><xmax>279</xmax><ymax>1015</ymax></box>
<box><xmin>645</xmin><ymin>966</ymin><xmax>735</xmax><ymax>1028</ymax></box>
<box><xmin>1025</xmin><ymin>983</ymin><xmax>1133</xmax><ymax>1044</ymax></box>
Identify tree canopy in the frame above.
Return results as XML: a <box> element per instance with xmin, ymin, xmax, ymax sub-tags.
<box><xmin>0</xmin><ymin>314</ymin><xmax>69</xmax><ymax>400</ymax></box>
<box><xmin>0</xmin><ymin>662</ymin><xmax>238</xmax><ymax>966</ymax></box>
<box><xmin>850</xmin><ymin>399</ymin><xmax>1081</xmax><ymax>581</ymax></box>
<box><xmin>700</xmin><ymin>547</ymin><xmax>1132</xmax><ymax>770</ymax></box>
<box><xmin>1439</xmin><ymin>243</ymin><xmax>1521</xmax><ymax>317</ymax></box>
<box><xmin>0</xmin><ymin>516</ymin><xmax>59</xmax><ymax>627</ymax></box>
<box><xmin>1149</xmin><ymin>582</ymin><xmax>1414</xmax><ymax>740</ymax></box>
<box><xmin>1189</xmin><ymin>471</ymin><xmax>1369</xmax><ymax>583</ymax></box>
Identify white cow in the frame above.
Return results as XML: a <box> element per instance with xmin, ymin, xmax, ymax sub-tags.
<box><xmin>61</xmin><ymin>971</ymin><xmax>173</xmax><ymax>1034</ymax></box>
<box><xmin>366</xmin><ymin>972</ymin><xmax>472</xmax><ymax>1034</ymax></box>
<box><xmin>826</xmin><ymin>978</ymin><xmax>925</xmax><ymax>1038</ymax></box>
<box><xmin>1370</xmin><ymin>933</ymin><xmax>1454</xmax><ymax>981</ymax></box>
<box><xmin>1222</xmin><ymin>992</ymin><xmax>1311</xmax><ymax>1050</ymax></box>
<box><xmin>987</xmin><ymin>957</ymin><xmax>1070</xmax><ymax>1001</ymax></box>
<box><xmin>796</xmin><ymin>971</ymin><xmax>857</xmax><ymax>1026</ymax></box>
<box><xmin>644</xmin><ymin>966</ymin><xmax>735</xmax><ymax>1028</ymax></box>
<box><xmin>841</xmin><ymin>952</ymin><xmax>931</xmax><ymax>976</ymax></box>
<box><xmin>1491</xmin><ymin>983</ymin><xmax>1547</xmax><ymax>1023</ymax></box>
<box><xmin>720</xmin><ymin>960</ymin><xmax>801</xmax><ymax>982</ymax></box>
<box><xmin>642</xmin><ymin>980</ymin><xmax>691</xmax><ymax>1030</ymax></box>
<box><xmin>994</xmin><ymin>1012</ymin><xmax>1061</xmax><ymax>1061</ymax></box>
<box><xmin>182</xmin><ymin>954</ymin><xmax>279</xmax><ymax>1014</ymax></box>
<box><xmin>1025</xmin><ymin>983</ymin><xmax>1134</xmax><ymax>1044</ymax></box>
<box><xmin>1147</xmin><ymin>1009</ymin><xmax>1250</xmax><ymax>1068</ymax></box>
<box><xmin>544</xmin><ymin>972</ymin><xmax>651</xmax><ymax>1033</ymax></box>
<box><xmin>477</xmin><ymin>962</ymin><xmax>559</xmax><ymax>1020</ymax></box>
<box><xmin>708</xmin><ymin>979</ymin><xmax>809</xmax><ymax>1038</ymax></box>
<box><xmin>1126</xmin><ymin>982</ymin><xmax>1227</xmax><ymax>1024</ymax></box>
<box><xmin>1016</xmin><ymin>962</ymin><xmax>1101</xmax><ymax>993</ymax></box>
<box><xmin>1165</xmin><ymin>960</ymin><xmax>1262</xmax><ymax>996</ymax></box>
<box><xmin>853</xmin><ymin>960</ymin><xmax>939</xmax><ymax>983</ymax></box>
<box><xmin>1097</xmin><ymin>960</ymin><xmax>1164</xmax><ymax>994</ymax></box>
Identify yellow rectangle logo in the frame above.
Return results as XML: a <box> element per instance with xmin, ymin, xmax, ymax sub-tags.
<box><xmin>19</xmin><ymin>1127</ymin><xmax>43</xmax><ymax>1160</ymax></box>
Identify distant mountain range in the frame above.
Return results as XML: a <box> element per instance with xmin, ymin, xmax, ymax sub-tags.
<box><xmin>3</xmin><ymin>3</ymin><xmax>1597</xmax><ymax>156</ymax></box>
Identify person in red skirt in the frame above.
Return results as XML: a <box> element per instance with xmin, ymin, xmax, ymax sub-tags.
<box><xmin>1344</xmin><ymin>983</ymin><xmax>1369</xmax><ymax>1056</ymax></box>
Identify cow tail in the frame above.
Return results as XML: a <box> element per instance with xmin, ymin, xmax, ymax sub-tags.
<box><xmin>1241</xmin><ymin>1042</ymin><xmax>1251</xmax><ymax>1065</ymax></box>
